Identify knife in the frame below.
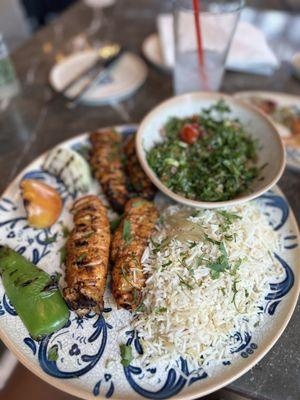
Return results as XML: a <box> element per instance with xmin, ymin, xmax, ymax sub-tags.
<box><xmin>67</xmin><ymin>48</ymin><xmax>123</xmax><ymax>108</ymax></box>
<box><xmin>48</xmin><ymin>43</ymin><xmax>122</xmax><ymax>103</ymax></box>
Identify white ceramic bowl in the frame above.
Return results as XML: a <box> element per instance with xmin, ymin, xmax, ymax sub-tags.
<box><xmin>136</xmin><ymin>92</ymin><xmax>286</xmax><ymax>208</ymax></box>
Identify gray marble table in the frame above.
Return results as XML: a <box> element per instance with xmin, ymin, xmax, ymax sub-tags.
<box><xmin>0</xmin><ymin>1</ymin><xmax>299</xmax><ymax>399</ymax></box>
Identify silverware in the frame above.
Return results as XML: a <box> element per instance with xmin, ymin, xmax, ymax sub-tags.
<box><xmin>67</xmin><ymin>48</ymin><xmax>123</xmax><ymax>108</ymax></box>
<box><xmin>48</xmin><ymin>43</ymin><xmax>121</xmax><ymax>103</ymax></box>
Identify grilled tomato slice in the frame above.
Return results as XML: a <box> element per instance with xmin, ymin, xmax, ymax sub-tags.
<box><xmin>20</xmin><ymin>179</ymin><xmax>62</xmax><ymax>228</ymax></box>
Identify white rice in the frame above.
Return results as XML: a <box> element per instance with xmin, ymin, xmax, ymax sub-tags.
<box><xmin>132</xmin><ymin>202</ymin><xmax>284</xmax><ymax>367</ymax></box>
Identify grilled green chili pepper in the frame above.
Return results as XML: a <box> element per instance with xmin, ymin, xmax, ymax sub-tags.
<box><xmin>0</xmin><ymin>246</ymin><xmax>69</xmax><ymax>340</ymax></box>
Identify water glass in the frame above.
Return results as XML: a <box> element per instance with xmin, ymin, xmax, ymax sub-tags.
<box><xmin>173</xmin><ymin>0</ymin><xmax>244</xmax><ymax>95</ymax></box>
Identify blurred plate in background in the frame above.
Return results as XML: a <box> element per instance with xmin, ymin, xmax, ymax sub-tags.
<box><xmin>49</xmin><ymin>51</ymin><xmax>148</xmax><ymax>105</ymax></box>
<box><xmin>234</xmin><ymin>91</ymin><xmax>300</xmax><ymax>172</ymax></box>
<box><xmin>142</xmin><ymin>33</ymin><xmax>170</xmax><ymax>72</ymax></box>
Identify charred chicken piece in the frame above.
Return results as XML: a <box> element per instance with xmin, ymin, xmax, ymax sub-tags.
<box><xmin>111</xmin><ymin>198</ymin><xmax>158</xmax><ymax>310</ymax></box>
<box><xmin>63</xmin><ymin>195</ymin><xmax>110</xmax><ymax>316</ymax></box>
<box><xmin>90</xmin><ymin>129</ymin><xmax>129</xmax><ymax>213</ymax></box>
<box><xmin>124</xmin><ymin>135</ymin><xmax>156</xmax><ymax>200</ymax></box>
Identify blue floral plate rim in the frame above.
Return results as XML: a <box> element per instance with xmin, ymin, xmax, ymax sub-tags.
<box><xmin>0</xmin><ymin>125</ymin><xmax>299</xmax><ymax>400</ymax></box>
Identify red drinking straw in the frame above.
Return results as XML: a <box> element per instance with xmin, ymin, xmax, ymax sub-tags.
<box><xmin>192</xmin><ymin>0</ymin><xmax>207</xmax><ymax>87</ymax></box>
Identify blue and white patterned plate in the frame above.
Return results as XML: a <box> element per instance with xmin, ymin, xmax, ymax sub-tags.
<box><xmin>0</xmin><ymin>125</ymin><xmax>299</xmax><ymax>400</ymax></box>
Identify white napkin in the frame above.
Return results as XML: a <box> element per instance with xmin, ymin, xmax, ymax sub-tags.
<box><xmin>227</xmin><ymin>22</ymin><xmax>279</xmax><ymax>74</ymax></box>
<box><xmin>157</xmin><ymin>14</ymin><xmax>174</xmax><ymax>69</ymax></box>
<box><xmin>157</xmin><ymin>14</ymin><xmax>279</xmax><ymax>75</ymax></box>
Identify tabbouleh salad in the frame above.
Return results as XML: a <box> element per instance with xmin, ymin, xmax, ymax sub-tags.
<box><xmin>147</xmin><ymin>101</ymin><xmax>265</xmax><ymax>202</ymax></box>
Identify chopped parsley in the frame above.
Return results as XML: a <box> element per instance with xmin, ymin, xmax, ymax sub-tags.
<box><xmin>232</xmin><ymin>280</ymin><xmax>241</xmax><ymax>312</ymax></box>
<box><xmin>53</xmin><ymin>272</ymin><xmax>62</xmax><ymax>282</ymax></box>
<box><xmin>122</xmin><ymin>220</ymin><xmax>133</xmax><ymax>244</ymax></box>
<box><xmin>177</xmin><ymin>274</ymin><xmax>194</xmax><ymax>290</ymax></box>
<box><xmin>132</xmin><ymin>200</ymin><xmax>146</xmax><ymax>207</ymax></box>
<box><xmin>120</xmin><ymin>344</ymin><xmax>133</xmax><ymax>367</ymax></box>
<box><xmin>267</xmin><ymin>250</ymin><xmax>273</xmax><ymax>261</ymax></box>
<box><xmin>121</xmin><ymin>266</ymin><xmax>131</xmax><ymax>284</ymax></box>
<box><xmin>190</xmin><ymin>210</ymin><xmax>202</xmax><ymax>218</ymax></box>
<box><xmin>43</xmin><ymin>233</ymin><xmax>58</xmax><ymax>245</ymax></box>
<box><xmin>204</xmin><ymin>234</ymin><xmax>221</xmax><ymax>246</ymax></box>
<box><xmin>110</xmin><ymin>216</ymin><xmax>121</xmax><ymax>233</ymax></box>
<box><xmin>224</xmin><ymin>233</ymin><xmax>237</xmax><ymax>242</ymax></box>
<box><xmin>206</xmin><ymin>242</ymin><xmax>230</xmax><ymax>279</ymax></box>
<box><xmin>147</xmin><ymin>101</ymin><xmax>263</xmax><ymax>202</ymax></box>
<box><xmin>161</xmin><ymin>260</ymin><xmax>172</xmax><ymax>269</ymax></box>
<box><xmin>59</xmin><ymin>245</ymin><xmax>67</xmax><ymax>264</ymax></box>
<box><xmin>47</xmin><ymin>345</ymin><xmax>59</xmax><ymax>362</ymax></box>
<box><xmin>132</xmin><ymin>287</ymin><xmax>141</xmax><ymax>306</ymax></box>
<box><xmin>155</xmin><ymin>307</ymin><xmax>167</xmax><ymax>313</ymax></box>
<box><xmin>150</xmin><ymin>238</ymin><xmax>169</xmax><ymax>254</ymax></box>
<box><xmin>135</xmin><ymin>303</ymin><xmax>146</xmax><ymax>313</ymax></box>
<box><xmin>150</xmin><ymin>238</ymin><xmax>161</xmax><ymax>253</ymax></box>
<box><xmin>197</xmin><ymin>254</ymin><xmax>209</xmax><ymax>265</ymax></box>
<box><xmin>60</xmin><ymin>223</ymin><xmax>70</xmax><ymax>238</ymax></box>
<box><xmin>77</xmin><ymin>252</ymin><xmax>88</xmax><ymax>263</ymax></box>
<box><xmin>230</xmin><ymin>258</ymin><xmax>243</xmax><ymax>275</ymax></box>
<box><xmin>217</xmin><ymin>211</ymin><xmax>242</xmax><ymax>225</ymax></box>
<box><xmin>83</xmin><ymin>231</ymin><xmax>95</xmax><ymax>239</ymax></box>
<box><xmin>219</xmin><ymin>242</ymin><xmax>228</xmax><ymax>258</ymax></box>
<box><xmin>207</xmin><ymin>260</ymin><xmax>229</xmax><ymax>280</ymax></box>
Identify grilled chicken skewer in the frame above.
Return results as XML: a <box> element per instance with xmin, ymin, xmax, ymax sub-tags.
<box><xmin>111</xmin><ymin>198</ymin><xmax>158</xmax><ymax>310</ymax></box>
<box><xmin>63</xmin><ymin>195</ymin><xmax>110</xmax><ymax>316</ymax></box>
<box><xmin>124</xmin><ymin>135</ymin><xmax>156</xmax><ymax>200</ymax></box>
<box><xmin>90</xmin><ymin>129</ymin><xmax>129</xmax><ymax>213</ymax></box>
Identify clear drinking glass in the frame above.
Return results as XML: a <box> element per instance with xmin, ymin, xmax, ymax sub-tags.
<box><xmin>173</xmin><ymin>0</ymin><xmax>244</xmax><ymax>95</ymax></box>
